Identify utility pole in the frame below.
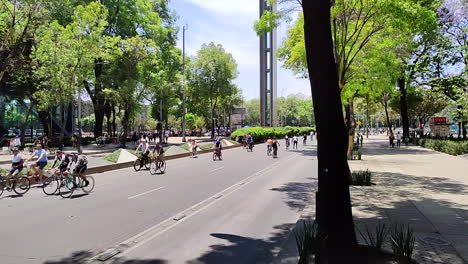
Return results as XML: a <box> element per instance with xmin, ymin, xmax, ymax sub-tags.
<box><xmin>77</xmin><ymin>90</ymin><xmax>83</xmax><ymax>154</ymax></box>
<box><xmin>181</xmin><ymin>25</ymin><xmax>187</xmax><ymax>142</ymax></box>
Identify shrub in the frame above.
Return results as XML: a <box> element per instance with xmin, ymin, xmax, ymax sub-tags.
<box><xmin>357</xmin><ymin>221</ymin><xmax>389</xmax><ymax>250</ymax></box>
<box><xmin>294</xmin><ymin>218</ymin><xmax>323</xmax><ymax>264</ymax></box>
<box><xmin>349</xmin><ymin>170</ymin><xmax>372</xmax><ymax>186</ymax></box>
<box><xmin>231</xmin><ymin>126</ymin><xmax>315</xmax><ymax>142</ymax></box>
<box><xmin>413</xmin><ymin>138</ymin><xmax>468</xmax><ymax>156</ymax></box>
<box><xmin>391</xmin><ymin>223</ymin><xmax>415</xmax><ymax>264</ymax></box>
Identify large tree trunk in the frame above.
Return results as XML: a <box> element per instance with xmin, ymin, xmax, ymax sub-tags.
<box><xmin>302</xmin><ymin>1</ymin><xmax>357</xmax><ymax>262</ymax></box>
<box><xmin>345</xmin><ymin>97</ymin><xmax>356</xmax><ymax>158</ymax></box>
<box><xmin>37</xmin><ymin>110</ymin><xmax>51</xmax><ymax>137</ymax></box>
<box><xmin>383</xmin><ymin>100</ymin><xmax>393</xmax><ymax>135</ymax></box>
<box><xmin>397</xmin><ymin>78</ymin><xmax>410</xmax><ymax>139</ymax></box>
<box><xmin>463</xmin><ymin>121</ymin><xmax>467</xmax><ymax>140</ymax></box>
<box><xmin>112</xmin><ymin>105</ymin><xmax>117</xmax><ymax>137</ymax></box>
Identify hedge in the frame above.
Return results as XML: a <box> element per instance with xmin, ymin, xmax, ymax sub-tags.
<box><xmin>413</xmin><ymin>138</ymin><xmax>468</xmax><ymax>156</ymax></box>
<box><xmin>230</xmin><ymin>126</ymin><xmax>316</xmax><ymax>142</ymax></box>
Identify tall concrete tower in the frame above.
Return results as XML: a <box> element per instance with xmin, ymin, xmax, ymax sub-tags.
<box><xmin>259</xmin><ymin>0</ymin><xmax>277</xmax><ymax>127</ymax></box>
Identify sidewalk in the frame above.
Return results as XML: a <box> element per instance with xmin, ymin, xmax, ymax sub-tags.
<box><xmin>275</xmin><ymin>136</ymin><xmax>468</xmax><ymax>263</ymax></box>
<box><xmin>350</xmin><ymin>136</ymin><xmax>468</xmax><ymax>263</ymax></box>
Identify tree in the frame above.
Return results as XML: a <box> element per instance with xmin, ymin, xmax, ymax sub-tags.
<box><xmin>244</xmin><ymin>99</ymin><xmax>260</xmax><ymax>126</ymax></box>
<box><xmin>302</xmin><ymin>1</ymin><xmax>357</xmax><ymax>261</ymax></box>
<box><xmin>186</xmin><ymin>43</ymin><xmax>238</xmax><ymax>138</ymax></box>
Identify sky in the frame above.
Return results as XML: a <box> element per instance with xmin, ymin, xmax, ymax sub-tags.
<box><xmin>169</xmin><ymin>0</ymin><xmax>311</xmax><ymax>100</ymax></box>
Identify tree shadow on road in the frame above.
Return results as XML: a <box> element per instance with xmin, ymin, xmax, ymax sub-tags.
<box><xmin>187</xmin><ymin>223</ymin><xmax>294</xmax><ymax>264</ymax></box>
<box><xmin>42</xmin><ymin>250</ymin><xmax>167</xmax><ymax>264</ymax></box>
<box><xmin>270</xmin><ymin>178</ymin><xmax>317</xmax><ymax>212</ymax></box>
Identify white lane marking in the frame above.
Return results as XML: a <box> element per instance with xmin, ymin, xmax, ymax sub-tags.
<box><xmin>209</xmin><ymin>166</ymin><xmax>225</xmax><ymax>173</ymax></box>
<box><xmin>128</xmin><ymin>186</ymin><xmax>165</xmax><ymax>200</ymax></box>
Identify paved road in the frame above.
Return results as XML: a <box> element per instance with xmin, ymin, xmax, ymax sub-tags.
<box><xmin>0</xmin><ymin>143</ymin><xmax>317</xmax><ymax>264</ymax></box>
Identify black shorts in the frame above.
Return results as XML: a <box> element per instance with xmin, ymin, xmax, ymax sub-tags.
<box><xmin>9</xmin><ymin>165</ymin><xmax>23</xmax><ymax>175</ymax></box>
<box><xmin>36</xmin><ymin>161</ymin><xmax>48</xmax><ymax>169</ymax></box>
<box><xmin>74</xmin><ymin>164</ymin><xmax>87</xmax><ymax>174</ymax></box>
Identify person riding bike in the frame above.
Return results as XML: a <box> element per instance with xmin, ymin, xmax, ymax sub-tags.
<box><xmin>272</xmin><ymin>137</ymin><xmax>280</xmax><ymax>157</ymax></box>
<box><xmin>190</xmin><ymin>140</ymin><xmax>198</xmax><ymax>157</ymax></box>
<box><xmin>135</xmin><ymin>138</ymin><xmax>150</xmax><ymax>165</ymax></box>
<box><xmin>247</xmin><ymin>134</ymin><xmax>254</xmax><ymax>150</ymax></box>
<box><xmin>26</xmin><ymin>144</ymin><xmax>48</xmax><ymax>183</ymax></box>
<box><xmin>153</xmin><ymin>141</ymin><xmax>165</xmax><ymax>164</ymax></box>
<box><xmin>214</xmin><ymin>139</ymin><xmax>223</xmax><ymax>159</ymax></box>
<box><xmin>67</xmin><ymin>153</ymin><xmax>89</xmax><ymax>187</ymax></box>
<box><xmin>266</xmin><ymin>137</ymin><xmax>273</xmax><ymax>155</ymax></box>
<box><xmin>52</xmin><ymin>150</ymin><xmax>74</xmax><ymax>174</ymax></box>
<box><xmin>5</xmin><ymin>147</ymin><xmax>23</xmax><ymax>189</ymax></box>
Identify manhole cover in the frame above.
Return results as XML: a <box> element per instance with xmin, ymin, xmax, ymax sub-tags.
<box><xmin>420</xmin><ymin>236</ymin><xmax>451</xmax><ymax>246</ymax></box>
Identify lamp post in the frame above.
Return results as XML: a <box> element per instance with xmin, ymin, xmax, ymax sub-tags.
<box><xmin>181</xmin><ymin>25</ymin><xmax>188</xmax><ymax>143</ymax></box>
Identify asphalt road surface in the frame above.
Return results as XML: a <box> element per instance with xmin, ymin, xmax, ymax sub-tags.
<box><xmin>0</xmin><ymin>142</ymin><xmax>318</xmax><ymax>264</ymax></box>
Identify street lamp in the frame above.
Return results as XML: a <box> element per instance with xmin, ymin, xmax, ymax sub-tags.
<box><xmin>181</xmin><ymin>24</ymin><xmax>188</xmax><ymax>143</ymax></box>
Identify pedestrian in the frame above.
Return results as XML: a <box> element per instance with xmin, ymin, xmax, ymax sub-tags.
<box><xmin>389</xmin><ymin>133</ymin><xmax>395</xmax><ymax>148</ymax></box>
<box><xmin>272</xmin><ymin>137</ymin><xmax>279</xmax><ymax>158</ymax></box>
<box><xmin>303</xmin><ymin>134</ymin><xmax>307</xmax><ymax>145</ymax></box>
<box><xmin>293</xmin><ymin>135</ymin><xmax>298</xmax><ymax>149</ymax></box>
<box><xmin>396</xmin><ymin>132</ymin><xmax>402</xmax><ymax>148</ymax></box>
<box><xmin>165</xmin><ymin>130</ymin><xmax>169</xmax><ymax>144</ymax></box>
<box><xmin>360</xmin><ymin>134</ymin><xmax>363</xmax><ymax>147</ymax></box>
<box><xmin>356</xmin><ymin>134</ymin><xmax>360</xmax><ymax>146</ymax></box>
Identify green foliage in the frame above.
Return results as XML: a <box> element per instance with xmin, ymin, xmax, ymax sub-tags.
<box><xmin>357</xmin><ymin>221</ymin><xmax>389</xmax><ymax>250</ymax></box>
<box><xmin>413</xmin><ymin>138</ymin><xmax>468</xmax><ymax>155</ymax></box>
<box><xmin>294</xmin><ymin>218</ymin><xmax>323</xmax><ymax>264</ymax></box>
<box><xmin>390</xmin><ymin>224</ymin><xmax>416</xmax><ymax>263</ymax></box>
<box><xmin>185</xmin><ymin>113</ymin><xmax>195</xmax><ymax>130</ymax></box>
<box><xmin>103</xmin><ymin>149</ymin><xmax>122</xmax><ymax>163</ymax></box>
<box><xmin>349</xmin><ymin>170</ymin><xmax>373</xmax><ymax>186</ymax></box>
<box><xmin>230</xmin><ymin>126</ymin><xmax>315</xmax><ymax>142</ymax></box>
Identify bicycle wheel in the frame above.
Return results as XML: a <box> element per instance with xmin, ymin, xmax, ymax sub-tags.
<box><xmin>13</xmin><ymin>176</ymin><xmax>31</xmax><ymax>195</ymax></box>
<box><xmin>59</xmin><ymin>178</ymin><xmax>75</xmax><ymax>198</ymax></box>
<box><xmin>81</xmin><ymin>176</ymin><xmax>95</xmax><ymax>194</ymax></box>
<box><xmin>213</xmin><ymin>152</ymin><xmax>217</xmax><ymax>161</ymax></box>
<box><xmin>0</xmin><ymin>180</ymin><xmax>4</xmax><ymax>196</ymax></box>
<box><xmin>158</xmin><ymin>161</ymin><xmax>166</xmax><ymax>174</ymax></box>
<box><xmin>42</xmin><ymin>177</ymin><xmax>59</xmax><ymax>195</ymax></box>
<box><xmin>149</xmin><ymin>160</ymin><xmax>158</xmax><ymax>175</ymax></box>
<box><xmin>133</xmin><ymin>159</ymin><xmax>142</xmax><ymax>172</ymax></box>
<box><xmin>144</xmin><ymin>159</ymin><xmax>150</xmax><ymax>170</ymax></box>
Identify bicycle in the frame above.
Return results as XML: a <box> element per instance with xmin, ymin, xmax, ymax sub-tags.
<box><xmin>150</xmin><ymin>155</ymin><xmax>166</xmax><ymax>175</ymax></box>
<box><xmin>213</xmin><ymin>148</ymin><xmax>222</xmax><ymax>161</ymax></box>
<box><xmin>134</xmin><ymin>152</ymin><xmax>151</xmax><ymax>171</ymax></box>
<box><xmin>59</xmin><ymin>171</ymin><xmax>95</xmax><ymax>198</ymax></box>
<box><xmin>247</xmin><ymin>142</ymin><xmax>254</xmax><ymax>152</ymax></box>
<box><xmin>190</xmin><ymin>146</ymin><xmax>198</xmax><ymax>158</ymax></box>
<box><xmin>42</xmin><ymin>168</ymin><xmax>64</xmax><ymax>195</ymax></box>
<box><xmin>0</xmin><ymin>174</ymin><xmax>31</xmax><ymax>196</ymax></box>
<box><xmin>267</xmin><ymin>145</ymin><xmax>272</xmax><ymax>156</ymax></box>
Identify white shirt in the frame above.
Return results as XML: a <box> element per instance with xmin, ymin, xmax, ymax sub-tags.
<box><xmin>397</xmin><ymin>134</ymin><xmax>402</xmax><ymax>140</ymax></box>
<box><xmin>12</xmin><ymin>153</ymin><xmax>23</xmax><ymax>163</ymax></box>
<box><xmin>293</xmin><ymin>136</ymin><xmax>298</xmax><ymax>142</ymax></box>
<box><xmin>165</xmin><ymin>131</ymin><xmax>169</xmax><ymax>137</ymax></box>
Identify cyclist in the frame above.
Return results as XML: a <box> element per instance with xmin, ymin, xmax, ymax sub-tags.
<box><xmin>190</xmin><ymin>139</ymin><xmax>198</xmax><ymax>157</ymax></box>
<box><xmin>272</xmin><ymin>137</ymin><xmax>280</xmax><ymax>158</ymax></box>
<box><xmin>285</xmin><ymin>135</ymin><xmax>290</xmax><ymax>150</ymax></box>
<box><xmin>266</xmin><ymin>137</ymin><xmax>273</xmax><ymax>155</ymax></box>
<box><xmin>303</xmin><ymin>134</ymin><xmax>307</xmax><ymax>145</ymax></box>
<box><xmin>52</xmin><ymin>150</ymin><xmax>73</xmax><ymax>174</ymax></box>
<box><xmin>26</xmin><ymin>144</ymin><xmax>48</xmax><ymax>183</ymax></box>
<box><xmin>135</xmin><ymin>138</ymin><xmax>150</xmax><ymax>165</ymax></box>
<box><xmin>6</xmin><ymin>147</ymin><xmax>23</xmax><ymax>189</ymax></box>
<box><xmin>247</xmin><ymin>134</ymin><xmax>254</xmax><ymax>151</ymax></box>
<box><xmin>214</xmin><ymin>139</ymin><xmax>222</xmax><ymax>159</ymax></box>
<box><xmin>153</xmin><ymin>141</ymin><xmax>165</xmax><ymax>165</ymax></box>
<box><xmin>67</xmin><ymin>153</ymin><xmax>89</xmax><ymax>187</ymax></box>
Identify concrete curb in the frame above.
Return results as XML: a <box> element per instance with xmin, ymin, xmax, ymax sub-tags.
<box><xmin>84</xmin><ymin>144</ymin><xmax>242</xmax><ymax>176</ymax></box>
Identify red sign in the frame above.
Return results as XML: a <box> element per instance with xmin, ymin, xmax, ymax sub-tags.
<box><xmin>432</xmin><ymin>117</ymin><xmax>447</xmax><ymax>124</ymax></box>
